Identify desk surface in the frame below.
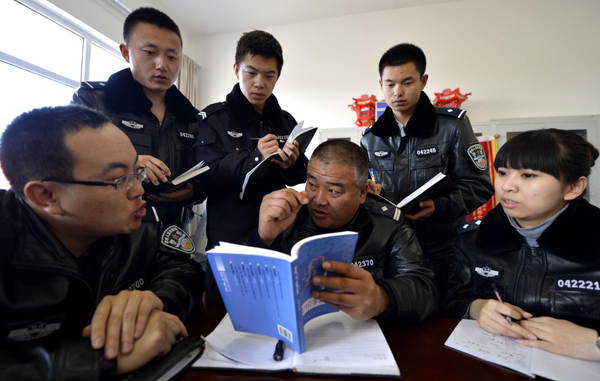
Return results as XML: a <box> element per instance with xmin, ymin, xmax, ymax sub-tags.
<box><xmin>180</xmin><ymin>294</ymin><xmax>532</xmax><ymax>381</ymax></box>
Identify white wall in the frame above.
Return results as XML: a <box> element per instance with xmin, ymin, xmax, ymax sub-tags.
<box><xmin>190</xmin><ymin>0</ymin><xmax>600</xmax><ymax>128</ymax></box>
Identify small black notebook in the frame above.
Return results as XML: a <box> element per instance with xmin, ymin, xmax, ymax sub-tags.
<box><xmin>144</xmin><ymin>161</ymin><xmax>210</xmax><ymax>195</ymax></box>
<box><xmin>123</xmin><ymin>336</ymin><xmax>205</xmax><ymax>381</ymax></box>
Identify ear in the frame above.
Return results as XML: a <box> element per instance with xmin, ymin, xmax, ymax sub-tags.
<box><xmin>23</xmin><ymin>181</ymin><xmax>65</xmax><ymax>216</ymax></box>
<box><xmin>379</xmin><ymin>78</ymin><xmax>383</xmax><ymax>91</ymax></box>
<box><xmin>119</xmin><ymin>44</ymin><xmax>130</xmax><ymax>63</ymax></box>
<box><xmin>358</xmin><ymin>182</ymin><xmax>368</xmax><ymax>205</ymax></box>
<box><xmin>233</xmin><ymin>63</ymin><xmax>240</xmax><ymax>79</ymax></box>
<box><xmin>420</xmin><ymin>74</ymin><xmax>429</xmax><ymax>89</ymax></box>
<box><xmin>563</xmin><ymin>176</ymin><xmax>588</xmax><ymax>201</ymax></box>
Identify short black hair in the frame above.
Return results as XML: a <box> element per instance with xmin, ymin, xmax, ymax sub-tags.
<box><xmin>235</xmin><ymin>30</ymin><xmax>283</xmax><ymax>74</ymax></box>
<box><xmin>495</xmin><ymin>128</ymin><xmax>599</xmax><ymax>184</ymax></box>
<box><xmin>379</xmin><ymin>43</ymin><xmax>427</xmax><ymax>77</ymax></box>
<box><xmin>123</xmin><ymin>7</ymin><xmax>182</xmax><ymax>45</ymax></box>
<box><xmin>0</xmin><ymin>105</ymin><xmax>110</xmax><ymax>195</ymax></box>
<box><xmin>309</xmin><ymin>140</ymin><xmax>369</xmax><ymax>188</ymax></box>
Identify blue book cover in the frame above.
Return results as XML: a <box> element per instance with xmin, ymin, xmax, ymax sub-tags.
<box><xmin>207</xmin><ymin>231</ymin><xmax>358</xmax><ymax>353</ymax></box>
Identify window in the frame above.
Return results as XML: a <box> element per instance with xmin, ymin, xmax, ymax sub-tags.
<box><xmin>0</xmin><ymin>0</ymin><xmax>127</xmax><ymax>189</ymax></box>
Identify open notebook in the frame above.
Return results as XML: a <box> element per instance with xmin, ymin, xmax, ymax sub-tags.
<box><xmin>445</xmin><ymin>319</ymin><xmax>600</xmax><ymax>381</ymax></box>
<box><xmin>194</xmin><ymin>311</ymin><xmax>400</xmax><ymax>377</ymax></box>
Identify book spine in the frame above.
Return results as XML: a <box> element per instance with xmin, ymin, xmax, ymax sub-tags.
<box><xmin>291</xmin><ymin>261</ymin><xmax>306</xmax><ymax>353</ymax></box>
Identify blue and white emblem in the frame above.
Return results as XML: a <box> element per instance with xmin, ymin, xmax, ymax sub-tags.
<box><xmin>161</xmin><ymin>225</ymin><xmax>195</xmax><ymax>255</ymax></box>
<box><xmin>121</xmin><ymin>120</ymin><xmax>144</xmax><ymax>130</ymax></box>
<box><xmin>227</xmin><ymin>130</ymin><xmax>244</xmax><ymax>138</ymax></box>
<box><xmin>474</xmin><ymin>266</ymin><xmax>500</xmax><ymax>278</ymax></box>
<box><xmin>374</xmin><ymin>150</ymin><xmax>389</xmax><ymax>158</ymax></box>
<box><xmin>466</xmin><ymin>143</ymin><xmax>488</xmax><ymax>171</ymax></box>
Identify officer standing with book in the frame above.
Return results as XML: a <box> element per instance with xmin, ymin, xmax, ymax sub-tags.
<box><xmin>361</xmin><ymin>43</ymin><xmax>493</xmax><ymax>301</ymax></box>
<box><xmin>73</xmin><ymin>7</ymin><xmax>202</xmax><ymax>228</ymax></box>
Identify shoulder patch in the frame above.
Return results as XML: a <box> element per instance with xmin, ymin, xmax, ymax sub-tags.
<box><xmin>434</xmin><ymin>107</ymin><xmax>466</xmax><ymax>119</ymax></box>
<box><xmin>458</xmin><ymin>219</ymin><xmax>482</xmax><ymax>233</ymax></box>
<box><xmin>81</xmin><ymin>81</ymin><xmax>106</xmax><ymax>90</ymax></box>
<box><xmin>161</xmin><ymin>225</ymin><xmax>195</xmax><ymax>256</ymax></box>
<box><xmin>465</xmin><ymin>143</ymin><xmax>488</xmax><ymax>171</ymax></box>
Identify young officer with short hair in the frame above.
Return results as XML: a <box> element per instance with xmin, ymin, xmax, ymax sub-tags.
<box><xmin>73</xmin><ymin>7</ymin><xmax>202</xmax><ymax>228</ymax></box>
<box><xmin>195</xmin><ymin>30</ymin><xmax>306</xmax><ymax>250</ymax></box>
<box><xmin>361</xmin><ymin>43</ymin><xmax>493</xmax><ymax>300</ymax></box>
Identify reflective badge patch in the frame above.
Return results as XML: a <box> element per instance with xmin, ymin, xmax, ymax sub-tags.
<box><xmin>474</xmin><ymin>266</ymin><xmax>500</xmax><ymax>278</ymax></box>
<box><xmin>179</xmin><ymin>131</ymin><xmax>195</xmax><ymax>140</ymax></box>
<box><xmin>161</xmin><ymin>225</ymin><xmax>195</xmax><ymax>254</ymax></box>
<box><xmin>227</xmin><ymin>130</ymin><xmax>243</xmax><ymax>138</ymax></box>
<box><xmin>374</xmin><ymin>150</ymin><xmax>389</xmax><ymax>158</ymax></box>
<box><xmin>466</xmin><ymin>143</ymin><xmax>488</xmax><ymax>171</ymax></box>
<box><xmin>416</xmin><ymin>145</ymin><xmax>439</xmax><ymax>157</ymax></box>
<box><xmin>353</xmin><ymin>256</ymin><xmax>376</xmax><ymax>269</ymax></box>
<box><xmin>556</xmin><ymin>278</ymin><xmax>600</xmax><ymax>291</ymax></box>
<box><xmin>121</xmin><ymin>120</ymin><xmax>144</xmax><ymax>130</ymax></box>
<box><xmin>8</xmin><ymin>321</ymin><xmax>61</xmax><ymax>341</ymax></box>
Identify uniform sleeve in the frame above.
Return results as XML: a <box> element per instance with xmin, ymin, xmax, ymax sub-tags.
<box><xmin>143</xmin><ymin>226</ymin><xmax>205</xmax><ymax>323</ymax></box>
<box><xmin>0</xmin><ymin>339</ymin><xmax>107</xmax><ymax>381</ymax></box>
<box><xmin>431</xmin><ymin>116</ymin><xmax>494</xmax><ymax>222</ymax></box>
<box><xmin>442</xmin><ymin>236</ymin><xmax>479</xmax><ymax>317</ymax></box>
<box><xmin>376</xmin><ymin>223</ymin><xmax>438</xmax><ymax>322</ymax></box>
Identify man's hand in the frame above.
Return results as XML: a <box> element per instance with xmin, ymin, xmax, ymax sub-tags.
<box><xmin>271</xmin><ymin>141</ymin><xmax>300</xmax><ymax>169</ymax></box>
<box><xmin>83</xmin><ymin>290</ymin><xmax>164</xmax><ymax>359</ymax></box>
<box><xmin>139</xmin><ymin>155</ymin><xmax>171</xmax><ymax>185</ymax></box>
<box><xmin>469</xmin><ymin>298</ymin><xmax>535</xmax><ymax>339</ymax></box>
<box><xmin>366</xmin><ymin>179</ymin><xmax>382</xmax><ymax>195</ymax></box>
<box><xmin>404</xmin><ymin>199</ymin><xmax>435</xmax><ymax>221</ymax></box>
<box><xmin>518</xmin><ymin>317</ymin><xmax>600</xmax><ymax>360</ymax></box>
<box><xmin>258</xmin><ymin>189</ymin><xmax>310</xmax><ymax>246</ymax></box>
<box><xmin>115</xmin><ymin>310</ymin><xmax>188</xmax><ymax>374</ymax></box>
<box><xmin>147</xmin><ymin>183</ymin><xmax>194</xmax><ymax>203</ymax></box>
<box><xmin>311</xmin><ymin>261</ymin><xmax>389</xmax><ymax>320</ymax></box>
<box><xmin>257</xmin><ymin>134</ymin><xmax>280</xmax><ymax>159</ymax></box>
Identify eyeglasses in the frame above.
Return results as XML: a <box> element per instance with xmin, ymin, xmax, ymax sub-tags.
<box><xmin>42</xmin><ymin>167</ymin><xmax>147</xmax><ymax>191</ymax></box>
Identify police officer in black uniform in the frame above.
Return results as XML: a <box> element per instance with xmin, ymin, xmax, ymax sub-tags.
<box><xmin>195</xmin><ymin>30</ymin><xmax>306</xmax><ymax>250</ymax></box>
<box><xmin>448</xmin><ymin>129</ymin><xmax>600</xmax><ymax>361</ymax></box>
<box><xmin>73</xmin><ymin>8</ymin><xmax>202</xmax><ymax>228</ymax></box>
<box><xmin>257</xmin><ymin>140</ymin><xmax>437</xmax><ymax>322</ymax></box>
<box><xmin>361</xmin><ymin>43</ymin><xmax>493</xmax><ymax>299</ymax></box>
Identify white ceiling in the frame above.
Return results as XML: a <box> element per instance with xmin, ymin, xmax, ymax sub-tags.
<box><xmin>138</xmin><ymin>0</ymin><xmax>459</xmax><ymax>36</ymax></box>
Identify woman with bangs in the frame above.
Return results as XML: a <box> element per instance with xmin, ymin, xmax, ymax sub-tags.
<box><xmin>447</xmin><ymin>128</ymin><xmax>600</xmax><ymax>361</ymax></box>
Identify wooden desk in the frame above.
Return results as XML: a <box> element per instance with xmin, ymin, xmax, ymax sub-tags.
<box><xmin>180</xmin><ymin>294</ymin><xmax>531</xmax><ymax>381</ymax></box>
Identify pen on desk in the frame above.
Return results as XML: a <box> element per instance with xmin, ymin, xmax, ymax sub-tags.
<box><xmin>273</xmin><ymin>339</ymin><xmax>285</xmax><ymax>361</ymax></box>
<box><xmin>492</xmin><ymin>283</ymin><xmax>513</xmax><ymax>325</ymax></box>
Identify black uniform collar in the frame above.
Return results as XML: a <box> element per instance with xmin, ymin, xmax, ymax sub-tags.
<box><xmin>370</xmin><ymin>92</ymin><xmax>436</xmax><ymax>139</ymax></box>
<box><xmin>226</xmin><ymin>83</ymin><xmax>285</xmax><ymax>131</ymax></box>
<box><xmin>476</xmin><ymin>198</ymin><xmax>599</xmax><ymax>261</ymax></box>
<box><xmin>104</xmin><ymin>68</ymin><xmax>197</xmax><ymax>123</ymax></box>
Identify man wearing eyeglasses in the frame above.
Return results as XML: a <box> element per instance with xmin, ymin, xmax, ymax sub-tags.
<box><xmin>0</xmin><ymin>105</ymin><xmax>203</xmax><ymax>380</ymax></box>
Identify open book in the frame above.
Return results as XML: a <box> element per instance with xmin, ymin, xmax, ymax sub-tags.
<box><xmin>193</xmin><ymin>311</ymin><xmax>400</xmax><ymax>377</ymax></box>
<box><xmin>369</xmin><ymin>172</ymin><xmax>450</xmax><ymax>214</ymax></box>
<box><xmin>240</xmin><ymin>121</ymin><xmax>317</xmax><ymax>200</ymax></box>
<box><xmin>206</xmin><ymin>231</ymin><xmax>358</xmax><ymax>353</ymax></box>
<box><xmin>144</xmin><ymin>161</ymin><xmax>210</xmax><ymax>194</ymax></box>
<box><xmin>445</xmin><ymin>319</ymin><xmax>600</xmax><ymax>381</ymax></box>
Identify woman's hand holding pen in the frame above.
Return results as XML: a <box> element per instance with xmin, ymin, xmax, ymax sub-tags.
<box><xmin>469</xmin><ymin>298</ymin><xmax>536</xmax><ymax>339</ymax></box>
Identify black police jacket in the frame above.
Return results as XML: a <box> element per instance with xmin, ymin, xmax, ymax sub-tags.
<box><xmin>446</xmin><ymin>199</ymin><xmax>600</xmax><ymax>328</ymax></box>
<box><xmin>195</xmin><ymin>84</ymin><xmax>307</xmax><ymax>249</ymax></box>
<box><xmin>0</xmin><ymin>190</ymin><xmax>204</xmax><ymax>380</ymax></box>
<box><xmin>274</xmin><ymin>198</ymin><xmax>438</xmax><ymax>322</ymax></box>
<box><xmin>361</xmin><ymin>92</ymin><xmax>493</xmax><ymax>250</ymax></box>
<box><xmin>72</xmin><ymin>69</ymin><xmax>203</xmax><ymax>225</ymax></box>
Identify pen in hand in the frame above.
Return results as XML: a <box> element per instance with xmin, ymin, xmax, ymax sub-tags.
<box><xmin>273</xmin><ymin>339</ymin><xmax>285</xmax><ymax>361</ymax></box>
<box><xmin>492</xmin><ymin>283</ymin><xmax>513</xmax><ymax>326</ymax></box>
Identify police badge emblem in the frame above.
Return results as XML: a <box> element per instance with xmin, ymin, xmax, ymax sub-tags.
<box><xmin>466</xmin><ymin>143</ymin><xmax>488</xmax><ymax>171</ymax></box>
<box><xmin>227</xmin><ymin>130</ymin><xmax>243</xmax><ymax>138</ymax></box>
<box><xmin>161</xmin><ymin>225</ymin><xmax>195</xmax><ymax>255</ymax></box>
<box><xmin>374</xmin><ymin>150</ymin><xmax>389</xmax><ymax>158</ymax></box>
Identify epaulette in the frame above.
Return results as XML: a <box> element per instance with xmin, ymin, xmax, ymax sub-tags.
<box><xmin>434</xmin><ymin>107</ymin><xmax>466</xmax><ymax>119</ymax></box>
<box><xmin>80</xmin><ymin>81</ymin><xmax>106</xmax><ymax>90</ymax></box>
<box><xmin>362</xmin><ymin>125</ymin><xmax>374</xmax><ymax>136</ymax></box>
<box><xmin>365</xmin><ymin>197</ymin><xmax>402</xmax><ymax>222</ymax></box>
<box><xmin>458</xmin><ymin>219</ymin><xmax>482</xmax><ymax>234</ymax></box>
<box><xmin>198</xmin><ymin>102</ymin><xmax>226</xmax><ymax>120</ymax></box>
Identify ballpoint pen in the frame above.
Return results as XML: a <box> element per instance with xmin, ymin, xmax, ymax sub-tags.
<box><xmin>492</xmin><ymin>283</ymin><xmax>513</xmax><ymax>325</ymax></box>
<box><xmin>273</xmin><ymin>339</ymin><xmax>285</xmax><ymax>361</ymax></box>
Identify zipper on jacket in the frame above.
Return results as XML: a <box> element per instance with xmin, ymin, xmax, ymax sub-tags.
<box><xmin>512</xmin><ymin>245</ymin><xmax>528</xmax><ymax>304</ymax></box>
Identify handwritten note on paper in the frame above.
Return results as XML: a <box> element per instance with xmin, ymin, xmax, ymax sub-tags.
<box><xmin>444</xmin><ymin>319</ymin><xmax>534</xmax><ymax>377</ymax></box>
